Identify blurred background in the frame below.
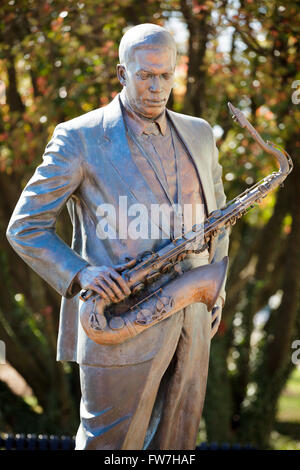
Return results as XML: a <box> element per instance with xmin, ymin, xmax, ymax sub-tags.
<box><xmin>0</xmin><ymin>0</ymin><xmax>299</xmax><ymax>450</ymax></box>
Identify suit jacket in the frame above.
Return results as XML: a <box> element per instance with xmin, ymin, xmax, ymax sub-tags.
<box><xmin>6</xmin><ymin>94</ymin><xmax>229</xmax><ymax>366</ymax></box>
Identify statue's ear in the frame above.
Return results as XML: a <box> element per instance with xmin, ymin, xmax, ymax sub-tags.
<box><xmin>117</xmin><ymin>64</ymin><xmax>126</xmax><ymax>86</ymax></box>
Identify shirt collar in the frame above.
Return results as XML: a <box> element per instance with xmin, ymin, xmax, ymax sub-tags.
<box><xmin>120</xmin><ymin>89</ymin><xmax>167</xmax><ymax>136</ymax></box>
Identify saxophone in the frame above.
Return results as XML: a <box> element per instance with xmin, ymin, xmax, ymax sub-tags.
<box><xmin>79</xmin><ymin>103</ymin><xmax>293</xmax><ymax>345</ymax></box>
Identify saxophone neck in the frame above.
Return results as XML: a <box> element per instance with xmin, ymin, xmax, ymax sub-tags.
<box><xmin>228</xmin><ymin>102</ymin><xmax>293</xmax><ymax>177</ymax></box>
<box><xmin>265</xmin><ymin>141</ymin><xmax>293</xmax><ymax>177</ymax></box>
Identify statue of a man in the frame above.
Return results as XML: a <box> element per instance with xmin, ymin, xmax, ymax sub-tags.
<box><xmin>6</xmin><ymin>23</ymin><xmax>229</xmax><ymax>449</ymax></box>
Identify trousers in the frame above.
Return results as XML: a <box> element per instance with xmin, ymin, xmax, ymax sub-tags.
<box><xmin>75</xmin><ymin>303</ymin><xmax>211</xmax><ymax>450</ymax></box>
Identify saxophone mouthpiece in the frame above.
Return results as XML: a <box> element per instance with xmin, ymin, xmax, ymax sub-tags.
<box><xmin>228</xmin><ymin>102</ymin><xmax>247</xmax><ymax>128</ymax></box>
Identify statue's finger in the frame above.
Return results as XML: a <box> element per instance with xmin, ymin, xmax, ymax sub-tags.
<box><xmin>115</xmin><ymin>258</ymin><xmax>137</xmax><ymax>272</ymax></box>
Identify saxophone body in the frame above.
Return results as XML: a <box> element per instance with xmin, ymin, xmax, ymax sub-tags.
<box><xmin>79</xmin><ymin>103</ymin><xmax>293</xmax><ymax>346</ymax></box>
<box><xmin>80</xmin><ymin>258</ymin><xmax>228</xmax><ymax>345</ymax></box>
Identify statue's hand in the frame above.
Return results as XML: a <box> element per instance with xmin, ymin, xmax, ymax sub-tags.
<box><xmin>211</xmin><ymin>296</ymin><xmax>224</xmax><ymax>338</ymax></box>
<box><xmin>77</xmin><ymin>259</ymin><xmax>136</xmax><ymax>303</ymax></box>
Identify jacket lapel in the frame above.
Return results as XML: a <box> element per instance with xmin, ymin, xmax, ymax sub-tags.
<box><xmin>99</xmin><ymin>96</ymin><xmax>216</xmax><ymax>240</ymax></box>
<box><xmin>167</xmin><ymin>109</ymin><xmax>216</xmax><ymax>215</ymax></box>
<box><xmin>100</xmin><ymin>95</ymin><xmax>164</xmax><ymax>234</ymax></box>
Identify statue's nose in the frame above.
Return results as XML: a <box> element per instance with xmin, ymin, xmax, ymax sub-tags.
<box><xmin>149</xmin><ymin>75</ymin><xmax>162</xmax><ymax>92</ymax></box>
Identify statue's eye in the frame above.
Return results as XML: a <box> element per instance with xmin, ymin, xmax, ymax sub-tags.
<box><xmin>139</xmin><ymin>72</ymin><xmax>150</xmax><ymax>80</ymax></box>
<box><xmin>162</xmin><ymin>73</ymin><xmax>172</xmax><ymax>80</ymax></box>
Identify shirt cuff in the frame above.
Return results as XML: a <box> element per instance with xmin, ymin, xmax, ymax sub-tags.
<box><xmin>65</xmin><ymin>263</ymin><xmax>90</xmax><ymax>298</ymax></box>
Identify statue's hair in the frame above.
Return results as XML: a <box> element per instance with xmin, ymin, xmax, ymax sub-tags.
<box><xmin>119</xmin><ymin>23</ymin><xmax>177</xmax><ymax>65</ymax></box>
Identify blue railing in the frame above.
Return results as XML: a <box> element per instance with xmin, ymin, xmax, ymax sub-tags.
<box><xmin>0</xmin><ymin>434</ymin><xmax>75</xmax><ymax>450</ymax></box>
<box><xmin>0</xmin><ymin>433</ymin><xmax>256</xmax><ymax>450</ymax></box>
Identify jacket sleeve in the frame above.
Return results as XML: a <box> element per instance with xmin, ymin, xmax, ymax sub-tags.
<box><xmin>6</xmin><ymin>124</ymin><xmax>90</xmax><ymax>298</ymax></box>
<box><xmin>210</xmin><ymin>132</ymin><xmax>230</xmax><ymax>304</ymax></box>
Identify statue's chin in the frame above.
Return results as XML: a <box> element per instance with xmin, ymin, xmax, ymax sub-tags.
<box><xmin>137</xmin><ymin>105</ymin><xmax>166</xmax><ymax>121</ymax></box>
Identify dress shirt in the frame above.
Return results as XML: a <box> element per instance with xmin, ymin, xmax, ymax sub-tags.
<box><xmin>120</xmin><ymin>90</ymin><xmax>207</xmax><ymax>240</ymax></box>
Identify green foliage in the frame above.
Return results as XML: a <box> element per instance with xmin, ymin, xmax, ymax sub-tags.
<box><xmin>0</xmin><ymin>380</ymin><xmax>42</xmax><ymax>434</ymax></box>
<box><xmin>277</xmin><ymin>368</ymin><xmax>300</xmax><ymax>424</ymax></box>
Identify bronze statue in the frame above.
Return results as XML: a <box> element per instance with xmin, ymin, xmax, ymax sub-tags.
<box><xmin>79</xmin><ymin>102</ymin><xmax>293</xmax><ymax>347</ymax></box>
<box><xmin>6</xmin><ymin>23</ymin><xmax>233</xmax><ymax>450</ymax></box>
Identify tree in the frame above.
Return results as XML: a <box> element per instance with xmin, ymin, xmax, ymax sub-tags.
<box><xmin>188</xmin><ymin>0</ymin><xmax>300</xmax><ymax>447</ymax></box>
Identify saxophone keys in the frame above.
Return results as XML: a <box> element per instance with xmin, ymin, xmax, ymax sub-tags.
<box><xmin>146</xmin><ymin>272</ymin><xmax>161</xmax><ymax>283</ymax></box>
<box><xmin>161</xmin><ymin>262</ymin><xmax>173</xmax><ymax>273</ymax></box>
<box><xmin>155</xmin><ymin>301</ymin><xmax>164</xmax><ymax>313</ymax></box>
<box><xmin>176</xmin><ymin>253</ymin><xmax>186</xmax><ymax>262</ymax></box>
<box><xmin>135</xmin><ymin>309</ymin><xmax>152</xmax><ymax>325</ymax></box>
<box><xmin>80</xmin><ymin>289</ymin><xmax>94</xmax><ymax>302</ymax></box>
<box><xmin>155</xmin><ymin>296</ymin><xmax>173</xmax><ymax>314</ymax></box>
<box><xmin>89</xmin><ymin>312</ymin><xmax>107</xmax><ymax>331</ymax></box>
<box><xmin>174</xmin><ymin>263</ymin><xmax>183</xmax><ymax>275</ymax></box>
<box><xmin>211</xmin><ymin>209</ymin><xmax>222</xmax><ymax>219</ymax></box>
<box><xmin>131</xmin><ymin>282</ymin><xmax>145</xmax><ymax>295</ymax></box>
<box><xmin>81</xmin><ymin>297</ymin><xmax>107</xmax><ymax>331</ymax></box>
<box><xmin>109</xmin><ymin>316</ymin><xmax>125</xmax><ymax>330</ymax></box>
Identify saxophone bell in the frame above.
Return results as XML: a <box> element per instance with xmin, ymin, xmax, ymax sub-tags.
<box><xmin>79</xmin><ymin>257</ymin><xmax>229</xmax><ymax>345</ymax></box>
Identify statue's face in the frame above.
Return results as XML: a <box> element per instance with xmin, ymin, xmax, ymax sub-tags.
<box><xmin>118</xmin><ymin>46</ymin><xmax>176</xmax><ymax>119</ymax></box>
